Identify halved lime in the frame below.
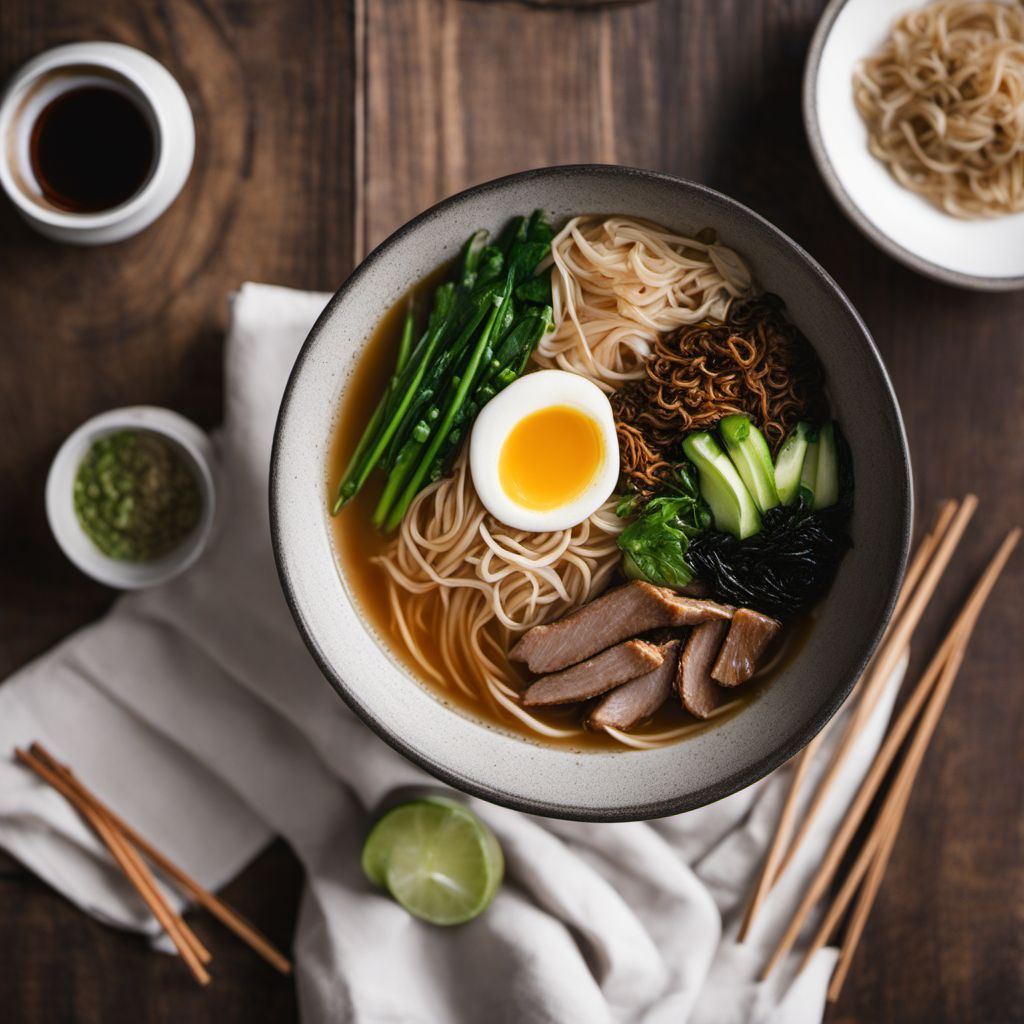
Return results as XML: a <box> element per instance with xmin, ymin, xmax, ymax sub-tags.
<box><xmin>361</xmin><ymin>797</ymin><xmax>504</xmax><ymax>926</ymax></box>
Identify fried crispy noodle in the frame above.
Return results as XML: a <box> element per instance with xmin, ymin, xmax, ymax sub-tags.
<box><xmin>536</xmin><ymin>216</ymin><xmax>755</xmax><ymax>392</ymax></box>
<box><xmin>612</xmin><ymin>298</ymin><xmax>824</xmax><ymax>500</ymax></box>
<box><xmin>854</xmin><ymin>0</ymin><xmax>1024</xmax><ymax>218</ymax></box>
<box><xmin>375</xmin><ymin>451</ymin><xmax>625</xmax><ymax>739</ymax></box>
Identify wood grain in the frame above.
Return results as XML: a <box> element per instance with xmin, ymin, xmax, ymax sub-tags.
<box><xmin>0</xmin><ymin>1</ymin><xmax>1021</xmax><ymax>1022</ymax></box>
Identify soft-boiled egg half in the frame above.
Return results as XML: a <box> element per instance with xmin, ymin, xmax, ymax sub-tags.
<box><xmin>469</xmin><ymin>370</ymin><xmax>620</xmax><ymax>532</ymax></box>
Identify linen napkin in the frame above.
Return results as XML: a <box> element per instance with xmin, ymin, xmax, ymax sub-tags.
<box><xmin>0</xmin><ymin>283</ymin><xmax>905</xmax><ymax>1024</ymax></box>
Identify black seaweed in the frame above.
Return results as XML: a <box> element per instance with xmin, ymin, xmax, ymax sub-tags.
<box><xmin>687</xmin><ymin>505</ymin><xmax>850</xmax><ymax>619</ymax></box>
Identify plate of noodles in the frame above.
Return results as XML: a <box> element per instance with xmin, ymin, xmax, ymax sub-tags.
<box><xmin>805</xmin><ymin>0</ymin><xmax>1024</xmax><ymax>290</ymax></box>
<box><xmin>271</xmin><ymin>165</ymin><xmax>911</xmax><ymax>820</ymax></box>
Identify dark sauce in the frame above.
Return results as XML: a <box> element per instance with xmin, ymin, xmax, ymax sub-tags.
<box><xmin>30</xmin><ymin>86</ymin><xmax>155</xmax><ymax>212</ymax></box>
<box><xmin>327</xmin><ymin>274</ymin><xmax>810</xmax><ymax>751</ymax></box>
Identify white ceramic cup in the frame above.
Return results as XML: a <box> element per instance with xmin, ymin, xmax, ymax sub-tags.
<box><xmin>0</xmin><ymin>42</ymin><xmax>194</xmax><ymax>245</ymax></box>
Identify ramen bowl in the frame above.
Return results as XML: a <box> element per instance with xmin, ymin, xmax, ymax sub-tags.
<box><xmin>271</xmin><ymin>165</ymin><xmax>911</xmax><ymax>821</ymax></box>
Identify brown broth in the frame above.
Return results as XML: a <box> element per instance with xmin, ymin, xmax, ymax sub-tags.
<box><xmin>326</xmin><ymin>274</ymin><xmax>809</xmax><ymax>751</ymax></box>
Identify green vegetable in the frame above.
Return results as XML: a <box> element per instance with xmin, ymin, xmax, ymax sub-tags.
<box><xmin>333</xmin><ymin>212</ymin><xmax>555</xmax><ymax>522</ymax></box>
<box><xmin>718</xmin><ymin>414</ymin><xmax>780</xmax><ymax>513</ymax></box>
<box><xmin>813</xmin><ymin>421</ymin><xmax>840</xmax><ymax>510</ymax></box>
<box><xmin>682</xmin><ymin>431</ymin><xmax>761</xmax><ymax>540</ymax></box>
<box><xmin>774</xmin><ymin>422</ymin><xmax>814</xmax><ymax>506</ymax></box>
<box><xmin>382</xmin><ymin>274</ymin><xmax>514</xmax><ymax>531</ymax></box>
<box><xmin>73</xmin><ymin>430</ymin><xmax>202</xmax><ymax>561</ymax></box>
<box><xmin>361</xmin><ymin>797</ymin><xmax>504</xmax><ymax>926</ymax></box>
<box><xmin>617</xmin><ymin>493</ymin><xmax>711</xmax><ymax>590</ymax></box>
<box><xmin>799</xmin><ymin>436</ymin><xmax>820</xmax><ymax>508</ymax></box>
<box><xmin>395</xmin><ymin>304</ymin><xmax>415</xmax><ymax>375</ymax></box>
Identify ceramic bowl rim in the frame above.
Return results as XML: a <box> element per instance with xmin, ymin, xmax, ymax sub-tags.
<box><xmin>803</xmin><ymin>0</ymin><xmax>1024</xmax><ymax>293</ymax></box>
<box><xmin>270</xmin><ymin>164</ymin><xmax>912</xmax><ymax>821</ymax></box>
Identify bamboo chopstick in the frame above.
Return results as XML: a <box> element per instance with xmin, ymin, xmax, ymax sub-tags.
<box><xmin>736</xmin><ymin>730</ymin><xmax>824</xmax><ymax>943</ymax></box>
<box><xmin>823</xmin><ymin>528</ymin><xmax>1020</xmax><ymax>1001</ymax></box>
<box><xmin>738</xmin><ymin>502</ymin><xmax>956</xmax><ymax>939</ymax></box>
<box><xmin>889</xmin><ymin>500</ymin><xmax>958</xmax><ymax>624</ymax></box>
<box><xmin>760</xmin><ymin>522</ymin><xmax>1017</xmax><ymax>979</ymax></box>
<box><xmin>795</xmin><ymin>641</ymin><xmax>961</xmax><ymax>974</ymax></box>
<box><xmin>29</xmin><ymin>743</ymin><xmax>292</xmax><ymax>977</ymax></box>
<box><xmin>14</xmin><ymin>747</ymin><xmax>212</xmax><ymax>986</ymax></box>
<box><xmin>769</xmin><ymin>495</ymin><xmax>975</xmax><ymax>884</ymax></box>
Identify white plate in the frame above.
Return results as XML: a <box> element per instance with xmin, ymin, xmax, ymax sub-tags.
<box><xmin>804</xmin><ymin>0</ymin><xmax>1024</xmax><ymax>290</ymax></box>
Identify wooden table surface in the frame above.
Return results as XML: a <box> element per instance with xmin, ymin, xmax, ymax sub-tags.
<box><xmin>1</xmin><ymin>1</ymin><xmax>1021</xmax><ymax>1021</ymax></box>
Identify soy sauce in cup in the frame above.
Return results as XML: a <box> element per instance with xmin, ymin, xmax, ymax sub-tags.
<box><xmin>0</xmin><ymin>42</ymin><xmax>195</xmax><ymax>245</ymax></box>
<box><xmin>30</xmin><ymin>84</ymin><xmax>155</xmax><ymax>213</ymax></box>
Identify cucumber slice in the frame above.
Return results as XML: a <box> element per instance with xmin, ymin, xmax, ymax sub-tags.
<box><xmin>719</xmin><ymin>414</ymin><xmax>780</xmax><ymax>513</ymax></box>
<box><xmin>813</xmin><ymin>421</ymin><xmax>840</xmax><ymax>510</ymax></box>
<box><xmin>799</xmin><ymin>437</ymin><xmax>820</xmax><ymax>508</ymax></box>
<box><xmin>682</xmin><ymin>431</ymin><xmax>761</xmax><ymax>540</ymax></box>
<box><xmin>774</xmin><ymin>422</ymin><xmax>814</xmax><ymax>506</ymax></box>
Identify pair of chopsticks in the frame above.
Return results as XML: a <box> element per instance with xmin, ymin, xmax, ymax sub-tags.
<box><xmin>736</xmin><ymin>495</ymin><xmax>1018</xmax><ymax>1001</ymax></box>
<box><xmin>14</xmin><ymin>743</ymin><xmax>292</xmax><ymax>986</ymax></box>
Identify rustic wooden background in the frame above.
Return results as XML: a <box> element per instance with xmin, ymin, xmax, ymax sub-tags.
<box><xmin>0</xmin><ymin>0</ymin><xmax>1021</xmax><ymax>1021</ymax></box>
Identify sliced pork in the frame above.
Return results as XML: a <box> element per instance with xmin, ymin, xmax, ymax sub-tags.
<box><xmin>521</xmin><ymin>640</ymin><xmax>664</xmax><ymax>707</ymax></box>
<box><xmin>510</xmin><ymin>581</ymin><xmax>734</xmax><ymax>674</ymax></box>
<box><xmin>588</xmin><ymin>640</ymin><xmax>681</xmax><ymax>732</ymax></box>
<box><xmin>677</xmin><ymin>619</ymin><xmax>730</xmax><ymax>719</ymax></box>
<box><xmin>711</xmin><ymin>608</ymin><xmax>782</xmax><ymax>687</ymax></box>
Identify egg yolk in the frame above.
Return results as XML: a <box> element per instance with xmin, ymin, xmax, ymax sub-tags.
<box><xmin>498</xmin><ymin>405</ymin><xmax>604</xmax><ymax>512</ymax></box>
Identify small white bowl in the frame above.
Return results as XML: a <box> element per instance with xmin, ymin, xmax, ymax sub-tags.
<box><xmin>46</xmin><ymin>406</ymin><xmax>216</xmax><ymax>589</ymax></box>
<box><xmin>804</xmin><ymin>0</ymin><xmax>1024</xmax><ymax>291</ymax></box>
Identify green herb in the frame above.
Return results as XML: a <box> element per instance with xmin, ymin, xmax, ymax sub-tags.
<box><xmin>333</xmin><ymin>211</ymin><xmax>556</xmax><ymax>525</ymax></box>
<box><xmin>73</xmin><ymin>430</ymin><xmax>201</xmax><ymax>562</ymax></box>
<box><xmin>616</xmin><ymin>467</ymin><xmax>711</xmax><ymax>591</ymax></box>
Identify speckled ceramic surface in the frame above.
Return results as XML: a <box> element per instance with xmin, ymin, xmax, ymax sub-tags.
<box><xmin>271</xmin><ymin>166</ymin><xmax>912</xmax><ymax>822</ymax></box>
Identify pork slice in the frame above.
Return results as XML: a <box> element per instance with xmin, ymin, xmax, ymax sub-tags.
<box><xmin>677</xmin><ymin>620</ymin><xmax>730</xmax><ymax>720</ymax></box>
<box><xmin>521</xmin><ymin>640</ymin><xmax>664</xmax><ymax>707</ymax></box>
<box><xmin>711</xmin><ymin>608</ymin><xmax>783</xmax><ymax>687</ymax></box>
<box><xmin>588</xmin><ymin>640</ymin><xmax>680</xmax><ymax>732</ymax></box>
<box><xmin>510</xmin><ymin>581</ymin><xmax>734</xmax><ymax>674</ymax></box>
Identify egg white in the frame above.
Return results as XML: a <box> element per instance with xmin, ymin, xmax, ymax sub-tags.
<box><xmin>469</xmin><ymin>369</ymin><xmax>620</xmax><ymax>532</ymax></box>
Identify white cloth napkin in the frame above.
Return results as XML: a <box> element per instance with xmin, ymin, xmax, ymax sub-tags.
<box><xmin>0</xmin><ymin>283</ymin><xmax>905</xmax><ymax>1024</ymax></box>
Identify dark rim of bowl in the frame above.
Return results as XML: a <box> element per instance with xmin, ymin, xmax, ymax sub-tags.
<box><xmin>270</xmin><ymin>164</ymin><xmax>913</xmax><ymax>822</ymax></box>
<box><xmin>803</xmin><ymin>0</ymin><xmax>1024</xmax><ymax>293</ymax></box>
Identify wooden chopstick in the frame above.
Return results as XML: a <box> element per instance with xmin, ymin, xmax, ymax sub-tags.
<box><xmin>826</xmin><ymin>777</ymin><xmax>913</xmax><ymax>1002</ymax></box>
<box><xmin>824</xmin><ymin>528</ymin><xmax>1020</xmax><ymax>1001</ymax></box>
<box><xmin>736</xmin><ymin>730</ymin><xmax>824</xmax><ymax>943</ymax></box>
<box><xmin>889</xmin><ymin>499</ymin><xmax>957</xmax><ymax>624</ymax></box>
<box><xmin>738</xmin><ymin>502</ymin><xmax>955</xmax><ymax>940</ymax></box>
<box><xmin>29</xmin><ymin>743</ymin><xmax>292</xmax><ymax>977</ymax></box>
<box><xmin>795</xmin><ymin>635</ymin><xmax>963</xmax><ymax>974</ymax></box>
<box><xmin>769</xmin><ymin>496</ymin><xmax>974</xmax><ymax>884</ymax></box>
<box><xmin>760</xmin><ymin>522</ymin><xmax>1017</xmax><ymax>979</ymax></box>
<box><xmin>14</xmin><ymin>747</ymin><xmax>212</xmax><ymax>986</ymax></box>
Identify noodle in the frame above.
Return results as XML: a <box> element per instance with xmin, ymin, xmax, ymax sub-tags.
<box><xmin>375</xmin><ymin>451</ymin><xmax>624</xmax><ymax>737</ymax></box>
<box><xmin>611</xmin><ymin>298</ymin><xmax>823</xmax><ymax>500</ymax></box>
<box><xmin>854</xmin><ymin>0</ymin><xmax>1024</xmax><ymax>218</ymax></box>
<box><xmin>536</xmin><ymin>216</ymin><xmax>755</xmax><ymax>391</ymax></box>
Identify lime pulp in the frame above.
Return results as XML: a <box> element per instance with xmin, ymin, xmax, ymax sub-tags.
<box><xmin>361</xmin><ymin>797</ymin><xmax>504</xmax><ymax>926</ymax></box>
